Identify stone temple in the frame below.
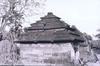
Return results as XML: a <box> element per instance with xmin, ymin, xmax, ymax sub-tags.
<box><xmin>15</xmin><ymin>12</ymin><xmax>84</xmax><ymax>66</ymax></box>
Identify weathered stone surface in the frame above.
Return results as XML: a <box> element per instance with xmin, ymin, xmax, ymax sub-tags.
<box><xmin>18</xmin><ymin>43</ymin><xmax>75</xmax><ymax>66</ymax></box>
<box><xmin>91</xmin><ymin>40</ymin><xmax>100</xmax><ymax>54</ymax></box>
<box><xmin>79</xmin><ymin>46</ymin><xmax>98</xmax><ymax>63</ymax></box>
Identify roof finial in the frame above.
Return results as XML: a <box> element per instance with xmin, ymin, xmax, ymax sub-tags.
<box><xmin>48</xmin><ymin>12</ymin><xmax>53</xmax><ymax>15</ymax></box>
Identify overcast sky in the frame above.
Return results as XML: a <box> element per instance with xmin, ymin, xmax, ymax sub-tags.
<box><xmin>44</xmin><ymin>0</ymin><xmax>100</xmax><ymax>38</ymax></box>
<box><xmin>23</xmin><ymin>0</ymin><xmax>100</xmax><ymax>39</ymax></box>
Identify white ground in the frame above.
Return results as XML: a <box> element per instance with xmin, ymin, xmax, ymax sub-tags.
<box><xmin>87</xmin><ymin>54</ymin><xmax>100</xmax><ymax>66</ymax></box>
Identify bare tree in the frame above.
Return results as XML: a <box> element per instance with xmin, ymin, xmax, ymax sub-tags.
<box><xmin>0</xmin><ymin>0</ymin><xmax>46</xmax><ymax>65</ymax></box>
<box><xmin>0</xmin><ymin>0</ymin><xmax>45</xmax><ymax>39</ymax></box>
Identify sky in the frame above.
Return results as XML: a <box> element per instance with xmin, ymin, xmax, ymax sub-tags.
<box><xmin>43</xmin><ymin>0</ymin><xmax>100</xmax><ymax>39</ymax></box>
<box><xmin>22</xmin><ymin>0</ymin><xmax>100</xmax><ymax>39</ymax></box>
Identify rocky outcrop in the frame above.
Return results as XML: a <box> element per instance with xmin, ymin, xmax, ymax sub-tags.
<box><xmin>91</xmin><ymin>40</ymin><xmax>100</xmax><ymax>54</ymax></box>
<box><xmin>78</xmin><ymin>33</ymin><xmax>98</xmax><ymax>66</ymax></box>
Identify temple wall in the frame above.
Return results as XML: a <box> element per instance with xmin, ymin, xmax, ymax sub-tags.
<box><xmin>17</xmin><ymin>43</ymin><xmax>75</xmax><ymax>66</ymax></box>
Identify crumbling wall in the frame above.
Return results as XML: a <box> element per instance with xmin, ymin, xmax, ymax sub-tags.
<box><xmin>18</xmin><ymin>43</ymin><xmax>75</xmax><ymax>66</ymax></box>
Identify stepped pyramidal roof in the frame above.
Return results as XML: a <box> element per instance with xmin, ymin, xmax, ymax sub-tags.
<box><xmin>15</xmin><ymin>12</ymin><xmax>84</xmax><ymax>43</ymax></box>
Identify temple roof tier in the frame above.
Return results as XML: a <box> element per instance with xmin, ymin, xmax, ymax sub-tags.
<box><xmin>15</xmin><ymin>12</ymin><xmax>84</xmax><ymax>44</ymax></box>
